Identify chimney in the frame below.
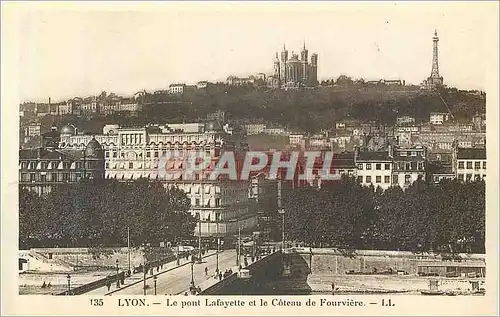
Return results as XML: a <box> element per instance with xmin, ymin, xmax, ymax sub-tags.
<box><xmin>388</xmin><ymin>145</ymin><xmax>393</xmax><ymax>158</ymax></box>
<box><xmin>48</xmin><ymin>97</ymin><xmax>51</xmax><ymax>105</ymax></box>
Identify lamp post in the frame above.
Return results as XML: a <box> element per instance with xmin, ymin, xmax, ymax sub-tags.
<box><xmin>277</xmin><ymin>177</ymin><xmax>285</xmax><ymax>250</ymax></box>
<box><xmin>66</xmin><ymin>274</ymin><xmax>71</xmax><ymax>295</ymax></box>
<box><xmin>153</xmin><ymin>275</ymin><xmax>157</xmax><ymax>295</ymax></box>
<box><xmin>176</xmin><ymin>237</ymin><xmax>180</xmax><ymax>265</ymax></box>
<box><xmin>127</xmin><ymin>227</ymin><xmax>131</xmax><ymax>273</ymax></box>
<box><xmin>116</xmin><ymin>259</ymin><xmax>120</xmax><ymax>288</ymax></box>
<box><xmin>197</xmin><ymin>212</ymin><xmax>202</xmax><ymax>263</ymax></box>
<box><xmin>190</xmin><ymin>257</ymin><xmax>195</xmax><ymax>286</ymax></box>
<box><xmin>236</xmin><ymin>221</ymin><xmax>241</xmax><ymax>268</ymax></box>
<box><xmin>143</xmin><ymin>261</ymin><xmax>147</xmax><ymax>295</ymax></box>
<box><xmin>216</xmin><ymin>212</ymin><xmax>220</xmax><ymax>274</ymax></box>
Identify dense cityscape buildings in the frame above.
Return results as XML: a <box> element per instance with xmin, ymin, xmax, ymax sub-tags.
<box><xmin>18</xmin><ymin>30</ymin><xmax>486</xmax><ymax>247</ymax></box>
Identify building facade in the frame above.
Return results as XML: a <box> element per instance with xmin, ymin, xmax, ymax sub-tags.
<box><xmin>58</xmin><ymin>122</ymin><xmax>256</xmax><ymax>238</ymax></box>
<box><xmin>168</xmin><ymin>84</ymin><xmax>186</xmax><ymax>94</ymax></box>
<box><xmin>392</xmin><ymin>146</ymin><xmax>426</xmax><ymax>189</ymax></box>
<box><xmin>19</xmin><ymin>139</ymin><xmax>105</xmax><ymax>196</ymax></box>
<box><xmin>355</xmin><ymin>150</ymin><xmax>393</xmax><ymax>190</ymax></box>
<box><xmin>454</xmin><ymin>147</ymin><xmax>486</xmax><ymax>182</ymax></box>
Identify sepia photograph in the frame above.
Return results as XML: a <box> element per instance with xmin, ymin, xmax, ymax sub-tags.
<box><xmin>1</xmin><ymin>1</ymin><xmax>499</xmax><ymax>316</ymax></box>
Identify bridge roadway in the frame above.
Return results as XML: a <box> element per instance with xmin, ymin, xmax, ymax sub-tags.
<box><xmin>108</xmin><ymin>250</ymin><xmax>238</xmax><ymax>295</ymax></box>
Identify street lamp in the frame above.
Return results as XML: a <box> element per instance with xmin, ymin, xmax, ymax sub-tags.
<box><xmin>153</xmin><ymin>275</ymin><xmax>158</xmax><ymax>295</ymax></box>
<box><xmin>197</xmin><ymin>212</ymin><xmax>202</xmax><ymax>263</ymax></box>
<box><xmin>236</xmin><ymin>221</ymin><xmax>241</xmax><ymax>268</ymax></box>
<box><xmin>143</xmin><ymin>261</ymin><xmax>147</xmax><ymax>295</ymax></box>
<box><xmin>176</xmin><ymin>237</ymin><xmax>180</xmax><ymax>265</ymax></box>
<box><xmin>190</xmin><ymin>256</ymin><xmax>195</xmax><ymax>287</ymax></box>
<box><xmin>116</xmin><ymin>259</ymin><xmax>120</xmax><ymax>288</ymax></box>
<box><xmin>216</xmin><ymin>212</ymin><xmax>220</xmax><ymax>274</ymax></box>
<box><xmin>127</xmin><ymin>227</ymin><xmax>131</xmax><ymax>273</ymax></box>
<box><xmin>66</xmin><ymin>274</ymin><xmax>71</xmax><ymax>295</ymax></box>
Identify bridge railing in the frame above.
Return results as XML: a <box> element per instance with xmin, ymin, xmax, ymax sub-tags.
<box><xmin>199</xmin><ymin>251</ymin><xmax>281</xmax><ymax>295</ymax></box>
<box><xmin>56</xmin><ymin>252</ymin><xmax>192</xmax><ymax>296</ymax></box>
<box><xmin>56</xmin><ymin>271</ymin><xmax>125</xmax><ymax>296</ymax></box>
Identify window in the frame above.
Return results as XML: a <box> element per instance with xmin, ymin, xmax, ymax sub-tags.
<box><xmin>357</xmin><ymin>164</ymin><xmax>363</xmax><ymax>170</ymax></box>
<box><xmin>458</xmin><ymin>173</ymin><xmax>464</xmax><ymax>181</ymax></box>
<box><xmin>105</xmin><ymin>151</ymin><xmax>109</xmax><ymax>158</ymax></box>
<box><xmin>384</xmin><ymin>176</ymin><xmax>390</xmax><ymax>183</ymax></box>
<box><xmin>195</xmin><ymin>198</ymin><xmax>200</xmax><ymax>206</ymax></box>
<box><xmin>404</xmin><ymin>174</ymin><xmax>411</xmax><ymax>184</ymax></box>
<box><xmin>357</xmin><ymin>176</ymin><xmax>363</xmax><ymax>183</ymax></box>
<box><xmin>113</xmin><ymin>152</ymin><xmax>117</xmax><ymax>158</ymax></box>
<box><xmin>154</xmin><ymin>151</ymin><xmax>159</xmax><ymax>158</ymax></box>
<box><xmin>458</xmin><ymin>161</ymin><xmax>464</xmax><ymax>169</ymax></box>
<box><xmin>405</xmin><ymin>162</ymin><xmax>411</xmax><ymax>170</ymax></box>
<box><xmin>466</xmin><ymin>173</ymin><xmax>472</xmax><ymax>182</ymax></box>
<box><xmin>474</xmin><ymin>174</ymin><xmax>481</xmax><ymax>181</ymax></box>
<box><xmin>466</xmin><ymin>161</ymin><xmax>472</xmax><ymax>169</ymax></box>
<box><xmin>63</xmin><ymin>173</ymin><xmax>69</xmax><ymax>181</ymax></box>
<box><xmin>366</xmin><ymin>163</ymin><xmax>372</xmax><ymax>170</ymax></box>
<box><xmin>21</xmin><ymin>162</ymin><xmax>27</xmax><ymax>169</ymax></box>
<box><xmin>146</xmin><ymin>152</ymin><xmax>151</xmax><ymax>158</ymax></box>
<box><xmin>474</xmin><ymin>162</ymin><xmax>480</xmax><ymax>169</ymax></box>
<box><xmin>63</xmin><ymin>162</ymin><xmax>70</xmax><ymax>169</ymax></box>
<box><xmin>29</xmin><ymin>162</ymin><xmax>36</xmax><ymax>169</ymax></box>
<box><xmin>215</xmin><ymin>198</ymin><xmax>221</xmax><ymax>207</ymax></box>
<box><xmin>418</xmin><ymin>162</ymin><xmax>424</xmax><ymax>170</ymax></box>
<box><xmin>384</xmin><ymin>163</ymin><xmax>390</xmax><ymax>170</ymax></box>
<box><xmin>105</xmin><ymin>163</ymin><xmax>109</xmax><ymax>169</ymax></box>
<box><xmin>376</xmin><ymin>164</ymin><xmax>381</xmax><ymax>170</ymax></box>
<box><xmin>30</xmin><ymin>173</ymin><xmax>36</xmax><ymax>181</ymax></box>
<box><xmin>411</xmin><ymin>151</ymin><xmax>416</xmax><ymax>157</ymax></box>
<box><xmin>483</xmin><ymin>161</ymin><xmax>486</xmax><ymax>169</ymax></box>
<box><xmin>129</xmin><ymin>162</ymin><xmax>133</xmax><ymax>169</ymax></box>
<box><xmin>40</xmin><ymin>174</ymin><xmax>46</xmax><ymax>182</ymax></box>
<box><xmin>75</xmin><ymin>162</ymin><xmax>82</xmax><ymax>169</ymax></box>
<box><xmin>392</xmin><ymin>174</ymin><xmax>398</xmax><ymax>184</ymax></box>
<box><xmin>51</xmin><ymin>173</ymin><xmax>58</xmax><ymax>182</ymax></box>
<box><xmin>376</xmin><ymin>176</ymin><xmax>381</xmax><ymax>183</ymax></box>
<box><xmin>366</xmin><ymin>176</ymin><xmax>372</xmax><ymax>183</ymax></box>
<box><xmin>40</xmin><ymin>162</ymin><xmax>47</xmax><ymax>169</ymax></box>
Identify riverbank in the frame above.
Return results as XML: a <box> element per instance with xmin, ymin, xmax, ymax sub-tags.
<box><xmin>262</xmin><ymin>274</ymin><xmax>485</xmax><ymax>295</ymax></box>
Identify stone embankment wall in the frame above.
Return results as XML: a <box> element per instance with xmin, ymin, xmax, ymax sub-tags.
<box><xmin>263</xmin><ymin>249</ymin><xmax>485</xmax><ymax>294</ymax></box>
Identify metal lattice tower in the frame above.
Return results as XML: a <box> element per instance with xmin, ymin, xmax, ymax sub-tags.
<box><xmin>430</xmin><ymin>29</ymin><xmax>440</xmax><ymax>79</ymax></box>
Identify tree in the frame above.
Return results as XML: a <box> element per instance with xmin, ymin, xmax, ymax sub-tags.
<box><xmin>20</xmin><ymin>179</ymin><xmax>195</xmax><ymax>248</ymax></box>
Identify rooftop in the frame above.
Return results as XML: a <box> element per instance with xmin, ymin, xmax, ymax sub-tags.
<box><xmin>457</xmin><ymin>147</ymin><xmax>486</xmax><ymax>160</ymax></box>
<box><xmin>357</xmin><ymin>151</ymin><xmax>391</xmax><ymax>161</ymax></box>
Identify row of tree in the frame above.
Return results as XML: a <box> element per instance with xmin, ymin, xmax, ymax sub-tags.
<box><xmin>20</xmin><ymin>177</ymin><xmax>485</xmax><ymax>254</ymax></box>
<box><xmin>19</xmin><ymin>179</ymin><xmax>196</xmax><ymax>249</ymax></box>
<box><xmin>283</xmin><ymin>178</ymin><xmax>485</xmax><ymax>254</ymax></box>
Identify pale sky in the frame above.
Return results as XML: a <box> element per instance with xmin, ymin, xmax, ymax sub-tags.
<box><xmin>12</xmin><ymin>2</ymin><xmax>498</xmax><ymax>102</ymax></box>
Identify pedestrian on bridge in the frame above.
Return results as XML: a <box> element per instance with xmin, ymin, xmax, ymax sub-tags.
<box><xmin>205</xmin><ymin>267</ymin><xmax>208</xmax><ymax>276</ymax></box>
